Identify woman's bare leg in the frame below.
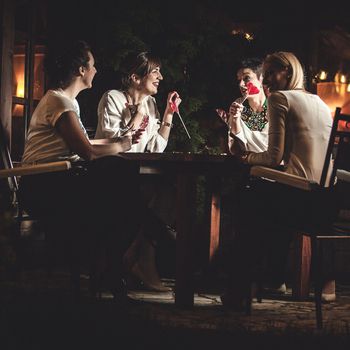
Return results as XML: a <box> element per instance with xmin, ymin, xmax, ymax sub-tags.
<box><xmin>123</xmin><ymin>230</ymin><xmax>171</xmax><ymax>292</ymax></box>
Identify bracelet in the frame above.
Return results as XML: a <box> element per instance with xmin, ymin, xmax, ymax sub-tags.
<box><xmin>160</xmin><ymin>121</ymin><xmax>173</xmax><ymax>128</ymax></box>
<box><xmin>241</xmin><ymin>153</ymin><xmax>249</xmax><ymax>164</ymax></box>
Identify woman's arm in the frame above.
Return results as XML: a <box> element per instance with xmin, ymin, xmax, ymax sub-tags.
<box><xmin>90</xmin><ymin>138</ymin><xmax>115</xmax><ymax>145</ymax></box>
<box><xmin>246</xmin><ymin>92</ymin><xmax>287</xmax><ymax>167</ymax></box>
<box><xmin>227</xmin><ymin>101</ymin><xmax>243</xmax><ymax>135</ymax></box>
<box><xmin>217</xmin><ymin>99</ymin><xmax>246</xmax><ymax>155</ymax></box>
<box><xmin>56</xmin><ymin>111</ymin><xmax>132</xmax><ymax>160</ymax></box>
<box><xmin>157</xmin><ymin>91</ymin><xmax>181</xmax><ymax>141</ymax></box>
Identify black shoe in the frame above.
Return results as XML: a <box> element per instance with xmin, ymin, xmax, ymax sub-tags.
<box><xmin>164</xmin><ymin>225</ymin><xmax>177</xmax><ymax>241</ymax></box>
<box><xmin>264</xmin><ymin>283</ymin><xmax>287</xmax><ymax>295</ymax></box>
<box><xmin>220</xmin><ymin>292</ymin><xmax>247</xmax><ymax>312</ymax></box>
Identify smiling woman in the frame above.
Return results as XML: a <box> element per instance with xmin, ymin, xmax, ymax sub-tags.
<box><xmin>94</xmin><ymin>50</ymin><xmax>182</xmax><ymax>292</ymax></box>
<box><xmin>221</xmin><ymin>51</ymin><xmax>335</xmax><ymax>311</ymax></box>
<box><xmin>95</xmin><ymin>51</ymin><xmax>181</xmax><ymax>152</ymax></box>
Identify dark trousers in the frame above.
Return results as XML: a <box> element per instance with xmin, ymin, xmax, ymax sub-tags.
<box><xmin>227</xmin><ymin>178</ymin><xmax>339</xmax><ymax>295</ymax></box>
<box><xmin>19</xmin><ymin>156</ymin><xmax>157</xmax><ymax>284</ymax></box>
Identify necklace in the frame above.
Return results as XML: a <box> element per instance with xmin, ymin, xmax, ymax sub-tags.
<box><xmin>123</xmin><ymin>91</ymin><xmax>139</xmax><ymax>117</ymax></box>
<box><xmin>241</xmin><ymin>100</ymin><xmax>268</xmax><ymax>132</ymax></box>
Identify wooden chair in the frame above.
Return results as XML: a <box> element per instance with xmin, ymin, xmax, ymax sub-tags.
<box><xmin>0</xmin><ymin>120</ymin><xmax>81</xmax><ymax>294</ymax></box>
<box><xmin>249</xmin><ymin>107</ymin><xmax>350</xmax><ymax>329</ymax></box>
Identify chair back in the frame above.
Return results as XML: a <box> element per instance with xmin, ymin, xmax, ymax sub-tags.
<box><xmin>0</xmin><ymin>120</ymin><xmax>18</xmax><ymax>193</ymax></box>
<box><xmin>320</xmin><ymin>107</ymin><xmax>350</xmax><ymax>188</ymax></box>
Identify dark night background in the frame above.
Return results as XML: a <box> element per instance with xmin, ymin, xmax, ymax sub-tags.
<box><xmin>2</xmin><ymin>3</ymin><xmax>350</xmax><ymax>347</ymax></box>
<box><xmin>29</xmin><ymin>0</ymin><xmax>350</xmax><ymax>152</ymax></box>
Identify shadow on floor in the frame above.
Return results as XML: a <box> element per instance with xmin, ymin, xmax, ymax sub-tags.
<box><xmin>1</xmin><ymin>270</ymin><xmax>350</xmax><ymax>349</ymax></box>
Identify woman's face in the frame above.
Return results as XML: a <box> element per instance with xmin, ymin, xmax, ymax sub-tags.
<box><xmin>83</xmin><ymin>51</ymin><xmax>97</xmax><ymax>88</ymax></box>
<box><xmin>262</xmin><ymin>61</ymin><xmax>289</xmax><ymax>92</ymax></box>
<box><xmin>236</xmin><ymin>68</ymin><xmax>262</xmax><ymax>97</ymax></box>
<box><xmin>140</xmin><ymin>66</ymin><xmax>163</xmax><ymax>95</ymax></box>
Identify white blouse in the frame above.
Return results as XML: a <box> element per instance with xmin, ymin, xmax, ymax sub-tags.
<box><xmin>228</xmin><ymin>98</ymin><xmax>269</xmax><ymax>153</ymax></box>
<box><xmin>95</xmin><ymin>90</ymin><xmax>167</xmax><ymax>153</ymax></box>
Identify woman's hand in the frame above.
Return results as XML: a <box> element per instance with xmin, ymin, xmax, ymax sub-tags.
<box><xmin>132</xmin><ymin>128</ymin><xmax>145</xmax><ymax>144</ymax></box>
<box><xmin>216</xmin><ymin>108</ymin><xmax>228</xmax><ymax>124</ymax></box>
<box><xmin>125</xmin><ymin>103</ymin><xmax>146</xmax><ymax>130</ymax></box>
<box><xmin>238</xmin><ymin>152</ymin><xmax>249</xmax><ymax>163</ymax></box>
<box><xmin>166</xmin><ymin>91</ymin><xmax>182</xmax><ymax>114</ymax></box>
<box><xmin>228</xmin><ymin>101</ymin><xmax>244</xmax><ymax>120</ymax></box>
<box><xmin>118</xmin><ymin>134</ymin><xmax>133</xmax><ymax>152</ymax></box>
<box><xmin>227</xmin><ymin>101</ymin><xmax>244</xmax><ymax>135</ymax></box>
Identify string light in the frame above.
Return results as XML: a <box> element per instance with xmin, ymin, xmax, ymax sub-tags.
<box><xmin>244</xmin><ymin>32</ymin><xmax>254</xmax><ymax>41</ymax></box>
<box><xmin>231</xmin><ymin>29</ymin><xmax>254</xmax><ymax>41</ymax></box>
<box><xmin>318</xmin><ymin>70</ymin><xmax>327</xmax><ymax>80</ymax></box>
<box><xmin>340</xmin><ymin>74</ymin><xmax>347</xmax><ymax>83</ymax></box>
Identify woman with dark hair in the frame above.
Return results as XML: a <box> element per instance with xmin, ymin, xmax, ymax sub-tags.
<box><xmin>221</xmin><ymin>51</ymin><xmax>333</xmax><ymax>309</ymax></box>
<box><xmin>23</xmin><ymin>40</ymin><xmax>137</xmax><ymax>164</ymax></box>
<box><xmin>217</xmin><ymin>57</ymin><xmax>268</xmax><ymax>155</ymax></box>
<box><xmin>20</xmin><ymin>40</ymin><xmax>149</xmax><ymax>300</ymax></box>
<box><xmin>95</xmin><ymin>51</ymin><xmax>181</xmax><ymax>152</ymax></box>
<box><xmin>217</xmin><ymin>58</ymin><xmax>288</xmax><ymax>294</ymax></box>
<box><xmin>95</xmin><ymin>51</ymin><xmax>181</xmax><ymax>292</ymax></box>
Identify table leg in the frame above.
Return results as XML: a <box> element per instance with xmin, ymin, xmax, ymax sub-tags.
<box><xmin>207</xmin><ymin>176</ymin><xmax>221</xmax><ymax>262</ymax></box>
<box><xmin>175</xmin><ymin>173</ymin><xmax>196</xmax><ymax>307</ymax></box>
<box><xmin>292</xmin><ymin>233</ymin><xmax>311</xmax><ymax>300</ymax></box>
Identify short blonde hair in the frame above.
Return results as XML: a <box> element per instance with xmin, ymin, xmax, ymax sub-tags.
<box><xmin>264</xmin><ymin>51</ymin><xmax>304</xmax><ymax>90</ymax></box>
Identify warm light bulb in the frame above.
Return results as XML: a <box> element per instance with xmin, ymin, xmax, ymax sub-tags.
<box><xmin>244</xmin><ymin>32</ymin><xmax>254</xmax><ymax>41</ymax></box>
<box><xmin>340</xmin><ymin>74</ymin><xmax>347</xmax><ymax>83</ymax></box>
<box><xmin>16</xmin><ymin>78</ymin><xmax>25</xmax><ymax>97</ymax></box>
<box><xmin>319</xmin><ymin>70</ymin><xmax>327</xmax><ymax>80</ymax></box>
<box><xmin>347</xmin><ymin>84</ymin><xmax>350</xmax><ymax>93</ymax></box>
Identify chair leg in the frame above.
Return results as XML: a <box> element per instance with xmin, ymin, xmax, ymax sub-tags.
<box><xmin>245</xmin><ymin>264</ymin><xmax>264</xmax><ymax>315</ymax></box>
<box><xmin>311</xmin><ymin>236</ymin><xmax>323</xmax><ymax>329</ymax></box>
<box><xmin>70</xmin><ymin>262</ymin><xmax>81</xmax><ymax>300</ymax></box>
<box><xmin>245</xmin><ymin>283</ymin><xmax>252</xmax><ymax>315</ymax></box>
<box><xmin>256</xmin><ymin>280</ymin><xmax>263</xmax><ymax>303</ymax></box>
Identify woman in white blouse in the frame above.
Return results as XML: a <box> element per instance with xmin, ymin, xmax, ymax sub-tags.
<box><xmin>218</xmin><ymin>58</ymin><xmax>289</xmax><ymax>292</ymax></box>
<box><xmin>217</xmin><ymin>57</ymin><xmax>268</xmax><ymax>155</ymax></box>
<box><xmin>221</xmin><ymin>52</ymin><xmax>333</xmax><ymax>310</ymax></box>
<box><xmin>95</xmin><ymin>51</ymin><xmax>181</xmax><ymax>152</ymax></box>
<box><xmin>95</xmin><ymin>51</ymin><xmax>181</xmax><ymax>292</ymax></box>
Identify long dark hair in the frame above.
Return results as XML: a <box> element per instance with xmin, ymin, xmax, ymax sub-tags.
<box><xmin>45</xmin><ymin>40</ymin><xmax>91</xmax><ymax>89</ymax></box>
<box><xmin>119</xmin><ymin>51</ymin><xmax>161</xmax><ymax>90</ymax></box>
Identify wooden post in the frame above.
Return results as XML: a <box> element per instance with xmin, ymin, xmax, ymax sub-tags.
<box><xmin>292</xmin><ymin>233</ymin><xmax>311</xmax><ymax>300</ymax></box>
<box><xmin>175</xmin><ymin>172</ymin><xmax>196</xmax><ymax>308</ymax></box>
<box><xmin>0</xmin><ymin>0</ymin><xmax>14</xmax><ymax>145</ymax></box>
<box><xmin>208</xmin><ymin>176</ymin><xmax>221</xmax><ymax>262</ymax></box>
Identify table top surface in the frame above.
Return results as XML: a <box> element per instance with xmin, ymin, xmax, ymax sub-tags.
<box><xmin>117</xmin><ymin>152</ymin><xmax>245</xmax><ymax>174</ymax></box>
<box><xmin>118</xmin><ymin>152</ymin><xmax>238</xmax><ymax>163</ymax></box>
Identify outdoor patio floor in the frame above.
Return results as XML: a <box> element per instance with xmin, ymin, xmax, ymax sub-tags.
<box><xmin>1</xmin><ymin>269</ymin><xmax>350</xmax><ymax>349</ymax></box>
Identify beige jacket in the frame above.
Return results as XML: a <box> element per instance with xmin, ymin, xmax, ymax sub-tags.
<box><xmin>247</xmin><ymin>90</ymin><xmax>332</xmax><ymax>184</ymax></box>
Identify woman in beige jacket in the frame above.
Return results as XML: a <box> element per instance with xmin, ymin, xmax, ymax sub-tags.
<box><xmin>221</xmin><ymin>51</ymin><xmax>333</xmax><ymax>309</ymax></box>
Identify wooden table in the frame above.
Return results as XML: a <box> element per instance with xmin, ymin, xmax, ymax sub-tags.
<box><xmin>293</xmin><ymin>234</ymin><xmax>312</xmax><ymax>300</ymax></box>
<box><xmin>119</xmin><ymin>152</ymin><xmax>242</xmax><ymax>308</ymax></box>
<box><xmin>119</xmin><ymin>152</ymin><xmax>311</xmax><ymax>306</ymax></box>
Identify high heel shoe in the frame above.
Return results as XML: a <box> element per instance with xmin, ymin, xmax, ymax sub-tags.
<box><xmin>89</xmin><ymin>269</ymin><xmax>137</xmax><ymax>304</ymax></box>
<box><xmin>220</xmin><ymin>292</ymin><xmax>247</xmax><ymax>312</ymax></box>
<box><xmin>128</xmin><ymin>262</ymin><xmax>172</xmax><ymax>292</ymax></box>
